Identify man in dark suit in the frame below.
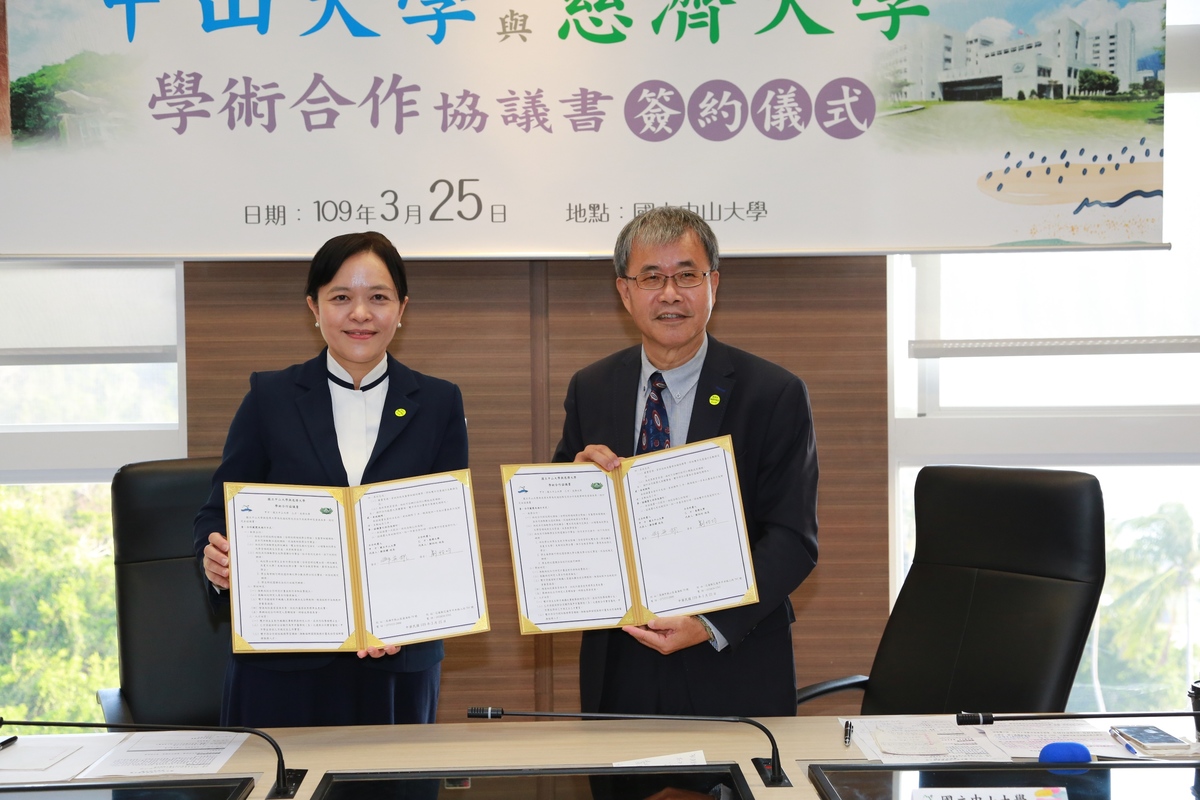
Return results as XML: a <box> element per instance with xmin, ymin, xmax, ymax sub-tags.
<box><xmin>553</xmin><ymin>207</ymin><xmax>818</xmax><ymax>717</ymax></box>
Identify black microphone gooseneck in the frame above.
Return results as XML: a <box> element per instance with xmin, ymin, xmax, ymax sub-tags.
<box><xmin>0</xmin><ymin>716</ymin><xmax>305</xmax><ymax>799</ymax></box>
<box><xmin>958</xmin><ymin>710</ymin><xmax>1200</xmax><ymax>726</ymax></box>
<box><xmin>466</xmin><ymin>706</ymin><xmax>790</xmax><ymax>787</ymax></box>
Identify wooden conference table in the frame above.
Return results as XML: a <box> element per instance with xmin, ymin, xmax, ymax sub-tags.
<box><xmin>219</xmin><ymin>715</ymin><xmax>858</xmax><ymax>800</ymax></box>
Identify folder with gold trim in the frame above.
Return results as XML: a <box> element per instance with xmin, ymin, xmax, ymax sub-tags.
<box><xmin>225</xmin><ymin>469</ymin><xmax>488</xmax><ymax>653</ymax></box>
<box><xmin>501</xmin><ymin>436</ymin><xmax>756</xmax><ymax>635</ymax></box>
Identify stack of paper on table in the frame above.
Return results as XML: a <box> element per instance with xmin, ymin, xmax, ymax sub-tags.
<box><xmin>0</xmin><ymin>734</ymin><xmax>125</xmax><ymax>784</ymax></box>
<box><xmin>843</xmin><ymin>716</ymin><xmax>1146</xmax><ymax>763</ymax></box>
<box><xmin>79</xmin><ymin>732</ymin><xmax>248</xmax><ymax>778</ymax></box>
<box><xmin>0</xmin><ymin>731</ymin><xmax>247</xmax><ymax>784</ymax></box>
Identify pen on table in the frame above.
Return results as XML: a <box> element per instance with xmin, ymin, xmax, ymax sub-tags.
<box><xmin>0</xmin><ymin>735</ymin><xmax>16</xmax><ymax>751</ymax></box>
<box><xmin>1108</xmin><ymin>727</ymin><xmax>1138</xmax><ymax>755</ymax></box>
<box><xmin>843</xmin><ymin>721</ymin><xmax>853</xmax><ymax>747</ymax></box>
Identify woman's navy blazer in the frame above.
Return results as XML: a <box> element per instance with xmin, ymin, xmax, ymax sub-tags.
<box><xmin>193</xmin><ymin>350</ymin><xmax>469</xmax><ymax>673</ymax></box>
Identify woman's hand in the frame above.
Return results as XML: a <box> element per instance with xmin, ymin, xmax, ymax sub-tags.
<box><xmin>203</xmin><ymin>532</ymin><xmax>231</xmax><ymax>589</ymax></box>
<box><xmin>357</xmin><ymin>645</ymin><xmax>401</xmax><ymax>659</ymax></box>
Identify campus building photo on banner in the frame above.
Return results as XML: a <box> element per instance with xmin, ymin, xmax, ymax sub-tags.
<box><xmin>0</xmin><ymin>0</ymin><xmax>1168</xmax><ymax>256</ymax></box>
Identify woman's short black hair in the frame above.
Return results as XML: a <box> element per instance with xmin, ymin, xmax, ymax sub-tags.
<box><xmin>305</xmin><ymin>231</ymin><xmax>408</xmax><ymax>301</ymax></box>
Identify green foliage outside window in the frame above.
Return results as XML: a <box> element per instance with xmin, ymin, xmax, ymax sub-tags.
<box><xmin>0</xmin><ymin>485</ymin><xmax>117</xmax><ymax>733</ymax></box>
<box><xmin>1069</xmin><ymin>503</ymin><xmax>1200</xmax><ymax>712</ymax></box>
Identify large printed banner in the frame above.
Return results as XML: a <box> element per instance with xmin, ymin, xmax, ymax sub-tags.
<box><xmin>1</xmin><ymin>0</ymin><xmax>1167</xmax><ymax>257</ymax></box>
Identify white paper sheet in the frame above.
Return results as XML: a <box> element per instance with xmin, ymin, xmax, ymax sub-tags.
<box><xmin>78</xmin><ymin>731</ymin><xmax>248</xmax><ymax>778</ymax></box>
<box><xmin>0</xmin><ymin>733</ymin><xmax>126</xmax><ymax>784</ymax></box>
<box><xmin>978</xmin><ymin>720</ymin><xmax>1142</xmax><ymax>760</ymax></box>
<box><xmin>622</xmin><ymin>442</ymin><xmax>754</xmax><ymax>617</ymax></box>
<box><xmin>228</xmin><ymin>486</ymin><xmax>356</xmax><ymax>649</ymax></box>
<box><xmin>504</xmin><ymin>463</ymin><xmax>633</xmax><ymax>631</ymax></box>
<box><xmin>840</xmin><ymin>716</ymin><xmax>1012</xmax><ymax>764</ymax></box>
<box><xmin>355</xmin><ymin>474</ymin><xmax>488</xmax><ymax>644</ymax></box>
<box><xmin>613</xmin><ymin>750</ymin><xmax>707</xmax><ymax>767</ymax></box>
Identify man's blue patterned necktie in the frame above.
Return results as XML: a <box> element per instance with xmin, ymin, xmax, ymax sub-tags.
<box><xmin>637</xmin><ymin>371</ymin><xmax>671</xmax><ymax>454</ymax></box>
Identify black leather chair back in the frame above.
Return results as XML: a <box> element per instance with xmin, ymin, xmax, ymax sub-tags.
<box><xmin>861</xmin><ymin>465</ymin><xmax>1106</xmax><ymax>715</ymax></box>
<box><xmin>110</xmin><ymin>457</ymin><xmax>228</xmax><ymax>725</ymax></box>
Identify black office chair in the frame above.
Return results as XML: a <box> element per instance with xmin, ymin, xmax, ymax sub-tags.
<box><xmin>797</xmin><ymin>465</ymin><xmax>1106</xmax><ymax>714</ymax></box>
<box><xmin>98</xmin><ymin>457</ymin><xmax>230</xmax><ymax>726</ymax></box>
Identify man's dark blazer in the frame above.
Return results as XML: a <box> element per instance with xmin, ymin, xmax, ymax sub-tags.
<box><xmin>552</xmin><ymin>336</ymin><xmax>818</xmax><ymax>717</ymax></box>
<box><xmin>193</xmin><ymin>350</ymin><xmax>468</xmax><ymax>675</ymax></box>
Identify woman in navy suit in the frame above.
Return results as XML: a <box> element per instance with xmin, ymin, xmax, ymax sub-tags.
<box><xmin>193</xmin><ymin>231</ymin><xmax>468</xmax><ymax>727</ymax></box>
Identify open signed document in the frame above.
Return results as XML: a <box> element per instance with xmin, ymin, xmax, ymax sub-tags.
<box><xmin>501</xmin><ymin>436</ymin><xmax>757</xmax><ymax>634</ymax></box>
<box><xmin>225</xmin><ymin>470</ymin><xmax>489</xmax><ymax>653</ymax></box>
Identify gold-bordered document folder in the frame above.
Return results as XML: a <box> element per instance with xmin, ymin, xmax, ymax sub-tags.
<box><xmin>501</xmin><ymin>435</ymin><xmax>757</xmax><ymax>635</ymax></box>
<box><xmin>225</xmin><ymin>469</ymin><xmax>489</xmax><ymax>653</ymax></box>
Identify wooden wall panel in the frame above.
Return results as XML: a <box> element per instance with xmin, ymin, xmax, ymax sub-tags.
<box><xmin>186</xmin><ymin>254</ymin><xmax>887</xmax><ymax>723</ymax></box>
<box><xmin>184</xmin><ymin>261</ymin><xmax>316</xmax><ymax>458</ymax></box>
<box><xmin>542</xmin><ymin>261</ymin><xmax>655</xmax><ymax>715</ymax></box>
<box><xmin>394</xmin><ymin>262</ymin><xmax>536</xmax><ymax>718</ymax></box>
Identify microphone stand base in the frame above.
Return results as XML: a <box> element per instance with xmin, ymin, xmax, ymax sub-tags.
<box><xmin>267</xmin><ymin>768</ymin><xmax>308</xmax><ymax>798</ymax></box>
<box><xmin>751</xmin><ymin>757</ymin><xmax>791</xmax><ymax>787</ymax></box>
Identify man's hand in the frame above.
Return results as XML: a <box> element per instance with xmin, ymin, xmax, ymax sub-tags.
<box><xmin>623</xmin><ymin>616</ymin><xmax>710</xmax><ymax>654</ymax></box>
<box><xmin>203</xmin><ymin>532</ymin><xmax>231</xmax><ymax>589</ymax></box>
<box><xmin>357</xmin><ymin>645</ymin><xmax>401</xmax><ymax>659</ymax></box>
<box><xmin>574</xmin><ymin>444</ymin><xmax>621</xmax><ymax>472</ymax></box>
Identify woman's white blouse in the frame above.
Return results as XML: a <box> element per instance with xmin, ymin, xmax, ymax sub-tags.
<box><xmin>326</xmin><ymin>353</ymin><xmax>389</xmax><ymax>487</ymax></box>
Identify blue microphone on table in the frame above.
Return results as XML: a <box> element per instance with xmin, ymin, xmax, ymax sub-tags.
<box><xmin>1037</xmin><ymin>742</ymin><xmax>1093</xmax><ymax>774</ymax></box>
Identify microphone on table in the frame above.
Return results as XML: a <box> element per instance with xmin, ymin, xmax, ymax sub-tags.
<box><xmin>0</xmin><ymin>716</ymin><xmax>305</xmax><ymax>798</ymax></box>
<box><xmin>466</xmin><ymin>706</ymin><xmax>791</xmax><ymax>787</ymax></box>
<box><xmin>958</xmin><ymin>710</ymin><xmax>1200</xmax><ymax>726</ymax></box>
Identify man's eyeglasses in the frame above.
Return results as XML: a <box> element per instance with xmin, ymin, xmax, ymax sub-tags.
<box><xmin>623</xmin><ymin>270</ymin><xmax>711</xmax><ymax>290</ymax></box>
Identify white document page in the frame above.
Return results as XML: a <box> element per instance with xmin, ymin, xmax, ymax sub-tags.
<box><xmin>504</xmin><ymin>463</ymin><xmax>632</xmax><ymax>631</ymax></box>
<box><xmin>79</xmin><ymin>731</ymin><xmax>248</xmax><ymax>778</ymax></box>
<box><xmin>979</xmin><ymin>719</ymin><xmax>1151</xmax><ymax>760</ymax></box>
<box><xmin>613</xmin><ymin>751</ymin><xmax>707</xmax><ymax>767</ymax></box>
<box><xmin>842</xmin><ymin>716</ymin><xmax>1012</xmax><ymax>764</ymax></box>
<box><xmin>228</xmin><ymin>486</ymin><xmax>355</xmax><ymax>649</ymax></box>
<box><xmin>623</xmin><ymin>441</ymin><xmax>754</xmax><ymax>616</ymax></box>
<box><xmin>0</xmin><ymin>734</ymin><xmax>125</xmax><ymax>784</ymax></box>
<box><xmin>355</xmin><ymin>473</ymin><xmax>487</xmax><ymax>644</ymax></box>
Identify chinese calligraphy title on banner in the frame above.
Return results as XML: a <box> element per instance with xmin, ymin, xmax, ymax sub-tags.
<box><xmin>0</xmin><ymin>0</ymin><xmax>1166</xmax><ymax>257</ymax></box>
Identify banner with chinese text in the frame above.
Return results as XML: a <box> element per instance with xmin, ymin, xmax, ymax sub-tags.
<box><xmin>0</xmin><ymin>0</ymin><xmax>1167</xmax><ymax>257</ymax></box>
